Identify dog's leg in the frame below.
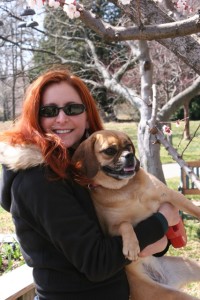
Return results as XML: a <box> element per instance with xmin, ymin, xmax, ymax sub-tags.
<box><xmin>127</xmin><ymin>273</ymin><xmax>199</xmax><ymax>300</ymax></box>
<box><xmin>157</xmin><ymin>183</ymin><xmax>200</xmax><ymax>219</ymax></box>
<box><xmin>132</xmin><ymin>256</ymin><xmax>200</xmax><ymax>288</ymax></box>
<box><xmin>117</xmin><ymin>222</ymin><xmax>140</xmax><ymax>261</ymax></box>
<box><xmin>125</xmin><ymin>256</ymin><xmax>200</xmax><ymax>300</ymax></box>
<box><xmin>154</xmin><ymin>256</ymin><xmax>200</xmax><ymax>288</ymax></box>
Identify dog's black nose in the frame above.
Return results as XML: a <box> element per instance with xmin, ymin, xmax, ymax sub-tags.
<box><xmin>125</xmin><ymin>153</ymin><xmax>135</xmax><ymax>165</ymax></box>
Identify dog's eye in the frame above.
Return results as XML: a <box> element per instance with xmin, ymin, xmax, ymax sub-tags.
<box><xmin>103</xmin><ymin>147</ymin><xmax>117</xmax><ymax>156</ymax></box>
<box><xmin>126</xmin><ymin>144</ymin><xmax>133</xmax><ymax>151</ymax></box>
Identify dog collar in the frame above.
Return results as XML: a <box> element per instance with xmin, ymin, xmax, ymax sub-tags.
<box><xmin>87</xmin><ymin>183</ymin><xmax>100</xmax><ymax>190</ymax></box>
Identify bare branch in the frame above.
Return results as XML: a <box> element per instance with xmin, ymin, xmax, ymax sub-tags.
<box><xmin>78</xmin><ymin>1</ymin><xmax>200</xmax><ymax>74</ymax></box>
<box><xmin>78</xmin><ymin>5</ymin><xmax>200</xmax><ymax>41</ymax></box>
<box><xmin>151</xmin><ymin>84</ymin><xmax>158</xmax><ymax>125</ymax></box>
<box><xmin>181</xmin><ymin>123</ymin><xmax>200</xmax><ymax>157</ymax></box>
<box><xmin>113</xmin><ymin>50</ymin><xmax>138</xmax><ymax>81</ymax></box>
<box><xmin>158</xmin><ymin>76</ymin><xmax>200</xmax><ymax>121</ymax></box>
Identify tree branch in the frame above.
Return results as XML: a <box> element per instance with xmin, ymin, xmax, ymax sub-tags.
<box><xmin>157</xmin><ymin>76</ymin><xmax>200</xmax><ymax>121</ymax></box>
<box><xmin>78</xmin><ymin>1</ymin><xmax>200</xmax><ymax>74</ymax></box>
<box><xmin>78</xmin><ymin>4</ymin><xmax>200</xmax><ymax>41</ymax></box>
<box><xmin>85</xmin><ymin>38</ymin><xmax>142</xmax><ymax>108</ymax></box>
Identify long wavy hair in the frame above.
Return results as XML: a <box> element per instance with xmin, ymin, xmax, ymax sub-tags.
<box><xmin>0</xmin><ymin>69</ymin><xmax>104</xmax><ymax>178</ymax></box>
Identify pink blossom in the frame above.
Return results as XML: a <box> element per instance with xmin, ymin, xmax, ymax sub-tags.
<box><xmin>27</xmin><ymin>0</ymin><xmax>37</xmax><ymax>8</ymax></box>
<box><xmin>63</xmin><ymin>3</ymin><xmax>79</xmax><ymax>19</ymax></box>
<box><xmin>27</xmin><ymin>0</ymin><xmax>45</xmax><ymax>8</ymax></box>
<box><xmin>119</xmin><ymin>0</ymin><xmax>131</xmax><ymax>4</ymax></box>
<box><xmin>162</xmin><ymin>125</ymin><xmax>172</xmax><ymax>136</ymax></box>
<box><xmin>49</xmin><ymin>0</ymin><xmax>60</xmax><ymax>8</ymax></box>
<box><xmin>65</xmin><ymin>0</ymin><xmax>75</xmax><ymax>4</ymax></box>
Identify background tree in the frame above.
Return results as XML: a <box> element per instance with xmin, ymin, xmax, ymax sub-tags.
<box><xmin>0</xmin><ymin>0</ymin><xmax>40</xmax><ymax>120</ymax></box>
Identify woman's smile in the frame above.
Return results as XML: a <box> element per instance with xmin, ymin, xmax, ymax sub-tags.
<box><xmin>53</xmin><ymin>129</ymin><xmax>73</xmax><ymax>134</ymax></box>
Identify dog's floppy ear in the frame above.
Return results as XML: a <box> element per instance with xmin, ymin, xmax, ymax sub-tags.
<box><xmin>135</xmin><ymin>157</ymin><xmax>140</xmax><ymax>171</ymax></box>
<box><xmin>72</xmin><ymin>135</ymin><xmax>99</xmax><ymax>179</ymax></box>
<box><xmin>127</xmin><ymin>136</ymin><xmax>140</xmax><ymax>172</ymax></box>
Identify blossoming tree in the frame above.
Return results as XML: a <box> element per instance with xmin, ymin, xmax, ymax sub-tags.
<box><xmin>13</xmin><ymin>1</ymin><xmax>200</xmax><ymax>182</ymax></box>
<box><xmin>27</xmin><ymin>0</ymin><xmax>200</xmax><ymax>76</ymax></box>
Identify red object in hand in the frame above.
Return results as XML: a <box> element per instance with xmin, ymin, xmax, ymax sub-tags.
<box><xmin>166</xmin><ymin>218</ymin><xmax>187</xmax><ymax>248</ymax></box>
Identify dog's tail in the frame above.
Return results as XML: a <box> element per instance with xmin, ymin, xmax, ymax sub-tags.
<box><xmin>126</xmin><ymin>256</ymin><xmax>200</xmax><ymax>300</ymax></box>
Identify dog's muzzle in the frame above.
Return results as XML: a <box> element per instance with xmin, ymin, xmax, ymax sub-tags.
<box><xmin>102</xmin><ymin>152</ymin><xmax>137</xmax><ymax>180</ymax></box>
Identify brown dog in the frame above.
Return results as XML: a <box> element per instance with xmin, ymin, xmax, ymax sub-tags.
<box><xmin>72</xmin><ymin>129</ymin><xmax>200</xmax><ymax>300</ymax></box>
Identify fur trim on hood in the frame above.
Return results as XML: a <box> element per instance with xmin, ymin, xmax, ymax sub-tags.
<box><xmin>0</xmin><ymin>142</ymin><xmax>44</xmax><ymax>171</ymax></box>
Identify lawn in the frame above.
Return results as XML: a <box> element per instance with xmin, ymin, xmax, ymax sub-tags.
<box><xmin>0</xmin><ymin>120</ymin><xmax>199</xmax><ymax>296</ymax></box>
<box><xmin>105</xmin><ymin>120</ymin><xmax>200</xmax><ymax>163</ymax></box>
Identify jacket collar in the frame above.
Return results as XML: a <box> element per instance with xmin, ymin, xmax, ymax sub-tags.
<box><xmin>0</xmin><ymin>142</ymin><xmax>44</xmax><ymax>171</ymax></box>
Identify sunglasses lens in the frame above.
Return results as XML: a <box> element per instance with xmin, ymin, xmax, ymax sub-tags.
<box><xmin>40</xmin><ymin>106</ymin><xmax>58</xmax><ymax>117</ymax></box>
<box><xmin>64</xmin><ymin>104</ymin><xmax>85</xmax><ymax>115</ymax></box>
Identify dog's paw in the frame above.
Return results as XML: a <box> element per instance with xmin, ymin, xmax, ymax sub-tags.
<box><xmin>123</xmin><ymin>240</ymin><xmax>140</xmax><ymax>261</ymax></box>
<box><xmin>118</xmin><ymin>222</ymin><xmax>140</xmax><ymax>261</ymax></box>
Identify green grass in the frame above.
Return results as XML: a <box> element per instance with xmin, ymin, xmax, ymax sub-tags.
<box><xmin>160</xmin><ymin>121</ymin><xmax>200</xmax><ymax>163</ymax></box>
<box><xmin>105</xmin><ymin>120</ymin><xmax>200</xmax><ymax>164</ymax></box>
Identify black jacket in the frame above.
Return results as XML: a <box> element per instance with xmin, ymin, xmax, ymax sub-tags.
<box><xmin>0</xmin><ymin>143</ymin><xmax>168</xmax><ymax>300</ymax></box>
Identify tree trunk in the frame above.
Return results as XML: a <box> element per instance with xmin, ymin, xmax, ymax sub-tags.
<box><xmin>137</xmin><ymin>41</ymin><xmax>166</xmax><ymax>183</ymax></box>
<box><xmin>183</xmin><ymin>103</ymin><xmax>191</xmax><ymax>140</ymax></box>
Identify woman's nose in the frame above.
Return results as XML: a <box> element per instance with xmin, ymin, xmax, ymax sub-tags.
<box><xmin>55</xmin><ymin>110</ymin><xmax>69</xmax><ymax>122</ymax></box>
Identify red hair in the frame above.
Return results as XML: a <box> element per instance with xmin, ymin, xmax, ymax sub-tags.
<box><xmin>0</xmin><ymin>69</ymin><xmax>104</xmax><ymax>178</ymax></box>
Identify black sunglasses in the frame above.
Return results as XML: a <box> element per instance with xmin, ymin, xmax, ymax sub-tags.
<box><xmin>39</xmin><ymin>103</ymin><xmax>86</xmax><ymax>118</ymax></box>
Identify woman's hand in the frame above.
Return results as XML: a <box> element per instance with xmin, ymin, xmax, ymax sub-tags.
<box><xmin>139</xmin><ymin>236</ymin><xmax>168</xmax><ymax>257</ymax></box>
<box><xmin>158</xmin><ymin>202</ymin><xmax>180</xmax><ymax>227</ymax></box>
<box><xmin>139</xmin><ymin>203</ymin><xmax>180</xmax><ymax>257</ymax></box>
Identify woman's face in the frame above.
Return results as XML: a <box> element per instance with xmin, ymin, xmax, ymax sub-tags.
<box><xmin>40</xmin><ymin>81</ymin><xmax>89</xmax><ymax>148</ymax></box>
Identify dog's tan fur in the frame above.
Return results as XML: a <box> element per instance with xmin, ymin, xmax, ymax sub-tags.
<box><xmin>72</xmin><ymin>130</ymin><xmax>200</xmax><ymax>300</ymax></box>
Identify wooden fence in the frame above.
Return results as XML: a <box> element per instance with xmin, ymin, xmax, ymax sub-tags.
<box><xmin>0</xmin><ymin>264</ymin><xmax>36</xmax><ymax>300</ymax></box>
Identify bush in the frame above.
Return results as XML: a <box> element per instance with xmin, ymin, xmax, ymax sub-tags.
<box><xmin>171</xmin><ymin>96</ymin><xmax>200</xmax><ymax>121</ymax></box>
<box><xmin>0</xmin><ymin>241</ymin><xmax>24</xmax><ymax>275</ymax></box>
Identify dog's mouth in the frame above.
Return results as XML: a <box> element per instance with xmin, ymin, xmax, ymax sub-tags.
<box><xmin>102</xmin><ymin>165</ymin><xmax>136</xmax><ymax>180</ymax></box>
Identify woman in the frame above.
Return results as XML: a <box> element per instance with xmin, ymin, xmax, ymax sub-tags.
<box><xmin>0</xmin><ymin>69</ymin><xmax>179</xmax><ymax>300</ymax></box>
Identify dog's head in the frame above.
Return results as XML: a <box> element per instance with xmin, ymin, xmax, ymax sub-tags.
<box><xmin>72</xmin><ymin>130</ymin><xmax>140</xmax><ymax>188</ymax></box>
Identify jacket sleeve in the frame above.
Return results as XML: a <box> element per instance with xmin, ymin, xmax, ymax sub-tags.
<box><xmin>135</xmin><ymin>212</ymin><xmax>168</xmax><ymax>250</ymax></box>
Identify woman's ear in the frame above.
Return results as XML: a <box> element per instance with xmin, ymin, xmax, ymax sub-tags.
<box><xmin>72</xmin><ymin>134</ymin><xmax>99</xmax><ymax>179</ymax></box>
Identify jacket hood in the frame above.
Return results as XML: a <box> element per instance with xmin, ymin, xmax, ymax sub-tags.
<box><xmin>0</xmin><ymin>142</ymin><xmax>44</xmax><ymax>212</ymax></box>
<box><xmin>0</xmin><ymin>142</ymin><xmax>44</xmax><ymax>171</ymax></box>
